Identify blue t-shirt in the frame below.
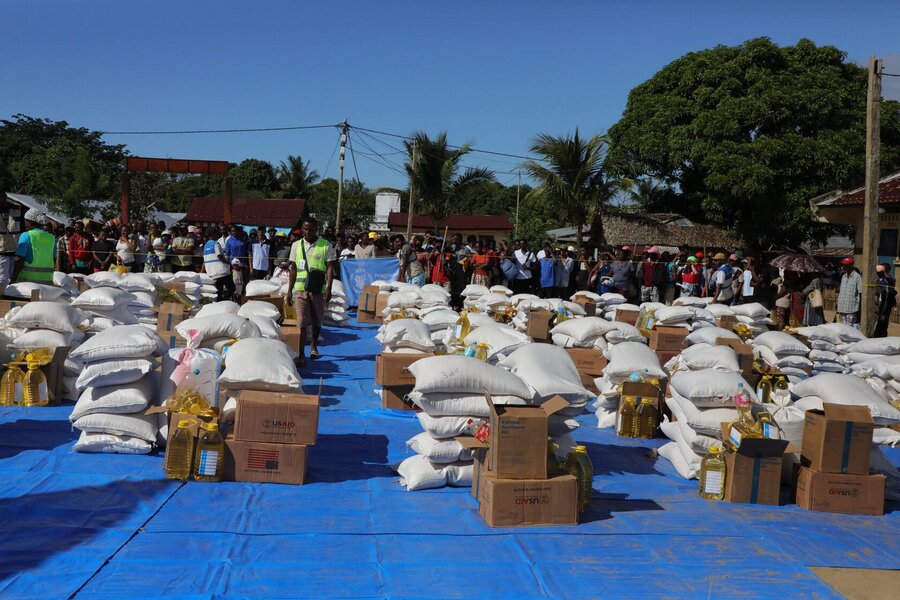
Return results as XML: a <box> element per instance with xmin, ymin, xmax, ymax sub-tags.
<box><xmin>539</xmin><ymin>257</ymin><xmax>556</xmax><ymax>288</ymax></box>
<box><xmin>16</xmin><ymin>230</ymin><xmax>57</xmax><ymax>263</ymax></box>
<box><xmin>225</xmin><ymin>237</ymin><xmax>248</xmax><ymax>265</ymax></box>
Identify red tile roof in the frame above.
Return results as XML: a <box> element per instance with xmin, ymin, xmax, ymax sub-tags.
<box><xmin>820</xmin><ymin>171</ymin><xmax>900</xmax><ymax>207</ymax></box>
<box><xmin>387</xmin><ymin>212</ymin><xmax>514</xmax><ymax>230</ymax></box>
<box><xmin>185</xmin><ymin>197</ymin><xmax>308</xmax><ymax>228</ymax></box>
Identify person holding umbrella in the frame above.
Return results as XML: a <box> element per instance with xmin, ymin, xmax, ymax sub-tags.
<box><xmin>836</xmin><ymin>257</ymin><xmax>862</xmax><ymax>328</ymax></box>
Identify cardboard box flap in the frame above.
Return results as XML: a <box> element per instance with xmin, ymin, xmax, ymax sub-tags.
<box><xmin>821</xmin><ymin>403</ymin><xmax>874</xmax><ymax>425</ymax></box>
<box><xmin>716</xmin><ymin>337</ymin><xmax>752</xmax><ymax>353</ymax></box>
<box><xmin>540</xmin><ymin>395</ymin><xmax>569</xmax><ymax>416</ymax></box>
<box><xmin>455</xmin><ymin>436</ymin><xmax>487</xmax><ymax>450</ymax></box>
<box><xmin>733</xmin><ymin>436</ymin><xmax>789</xmax><ymax>457</ymax></box>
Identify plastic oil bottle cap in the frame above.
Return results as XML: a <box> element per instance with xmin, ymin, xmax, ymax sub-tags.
<box><xmin>575</xmin><ymin>445</ymin><xmax>587</xmax><ymax>453</ymax></box>
<box><xmin>177</xmin><ymin>420</ymin><xmax>194</xmax><ymax>429</ymax></box>
<box><xmin>206</xmin><ymin>422</ymin><xmax>219</xmax><ymax>432</ymax></box>
<box><xmin>710</xmin><ymin>446</ymin><xmax>721</xmax><ymax>454</ymax></box>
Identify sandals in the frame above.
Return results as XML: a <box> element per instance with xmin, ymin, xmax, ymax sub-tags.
<box><xmin>309</xmin><ymin>350</ymin><xmax>321</xmax><ymax>360</ymax></box>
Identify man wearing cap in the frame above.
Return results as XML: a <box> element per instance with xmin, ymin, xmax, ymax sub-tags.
<box><xmin>12</xmin><ymin>208</ymin><xmax>55</xmax><ymax>284</ymax></box>
<box><xmin>679</xmin><ymin>255</ymin><xmax>702</xmax><ymax>297</ymax></box>
<box><xmin>709</xmin><ymin>252</ymin><xmax>734</xmax><ymax>304</ymax></box>
<box><xmin>170</xmin><ymin>225</ymin><xmax>197</xmax><ymax>273</ymax></box>
<box><xmin>837</xmin><ymin>258</ymin><xmax>862</xmax><ymax>327</ymax></box>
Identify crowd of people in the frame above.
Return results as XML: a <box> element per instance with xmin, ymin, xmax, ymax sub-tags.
<box><xmin>1</xmin><ymin>193</ymin><xmax>897</xmax><ymax>338</ymax></box>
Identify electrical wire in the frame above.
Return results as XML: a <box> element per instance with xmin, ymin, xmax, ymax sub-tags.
<box><xmin>349</xmin><ymin>124</ymin><xmax>542</xmax><ymax>162</ymax></box>
<box><xmin>101</xmin><ymin>123</ymin><xmax>339</xmax><ymax>135</ymax></box>
<box><xmin>346</xmin><ymin>131</ymin><xmax>361</xmax><ymax>183</ymax></box>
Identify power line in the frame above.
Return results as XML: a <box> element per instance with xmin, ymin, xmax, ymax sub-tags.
<box><xmin>100</xmin><ymin>123</ymin><xmax>339</xmax><ymax>135</ymax></box>
<box><xmin>348</xmin><ymin>124</ymin><xmax>542</xmax><ymax>162</ymax></box>
<box><xmin>347</xmin><ymin>131</ymin><xmax>361</xmax><ymax>183</ymax></box>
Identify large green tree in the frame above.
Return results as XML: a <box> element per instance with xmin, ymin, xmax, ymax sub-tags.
<box><xmin>404</xmin><ymin>131</ymin><xmax>495</xmax><ymax>226</ymax></box>
<box><xmin>0</xmin><ymin>114</ymin><xmax>126</xmax><ymax>217</ymax></box>
<box><xmin>230</xmin><ymin>158</ymin><xmax>279</xmax><ymax>198</ymax></box>
<box><xmin>523</xmin><ymin>130</ymin><xmax>630</xmax><ymax>249</ymax></box>
<box><xmin>608</xmin><ymin>37</ymin><xmax>900</xmax><ymax>249</ymax></box>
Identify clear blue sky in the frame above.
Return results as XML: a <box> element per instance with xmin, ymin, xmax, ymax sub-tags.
<box><xmin>3</xmin><ymin>0</ymin><xmax>899</xmax><ymax>189</ymax></box>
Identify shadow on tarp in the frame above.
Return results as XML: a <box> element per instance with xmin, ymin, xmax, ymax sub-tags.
<box><xmin>307</xmin><ymin>433</ymin><xmax>393</xmax><ymax>483</ymax></box>
<box><xmin>321</xmin><ymin>329</ymin><xmax>366</xmax><ymax>344</ymax></box>
<box><xmin>0</xmin><ymin>478</ymin><xmax>175</xmax><ymax>585</ymax></box>
<box><xmin>580</xmin><ymin>441</ymin><xmax>665</xmax><ymax>478</ymax></box>
<box><xmin>300</xmin><ymin>358</ymin><xmax>342</xmax><ymax>376</ymax></box>
<box><xmin>0</xmin><ymin>419</ymin><xmax>77</xmax><ymax>460</ymax></box>
<box><xmin>581</xmin><ymin>492</ymin><xmax>665</xmax><ymax>524</ymax></box>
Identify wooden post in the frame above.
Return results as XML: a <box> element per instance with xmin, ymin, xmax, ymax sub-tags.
<box><xmin>336</xmin><ymin>121</ymin><xmax>348</xmax><ymax>231</ymax></box>
<box><xmin>119</xmin><ymin>173</ymin><xmax>130</xmax><ymax>224</ymax></box>
<box><xmin>223</xmin><ymin>176</ymin><xmax>234</xmax><ymax>225</ymax></box>
<box><xmin>861</xmin><ymin>56</ymin><xmax>882</xmax><ymax>334</ymax></box>
<box><xmin>407</xmin><ymin>141</ymin><xmax>416</xmax><ymax>239</ymax></box>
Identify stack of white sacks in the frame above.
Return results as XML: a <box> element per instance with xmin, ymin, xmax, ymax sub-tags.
<box><xmin>68</xmin><ymin>325</ymin><xmax>166</xmax><ymax>454</ymax></box>
<box><xmin>751</xmin><ymin>331</ymin><xmax>812</xmax><ymax>382</ymax></box>
<box><xmin>793</xmin><ymin>324</ymin><xmax>860</xmax><ymax>374</ymax></box>
<box><xmin>325</xmin><ymin>279</ymin><xmax>348</xmax><ymax>325</ymax></box>
<box><xmin>396</xmin><ymin>345</ymin><xmax>594</xmax><ymax>491</ymax></box>
<box><xmin>730</xmin><ymin>302</ymin><xmax>773</xmax><ymax>335</ymax></box>
<box><xmin>177</xmin><ymin>302</ymin><xmax>274</xmax><ymax>352</ymax></box>
<box><xmin>593</xmin><ymin>342</ymin><xmax>668</xmax><ymax>428</ymax></box>
<box><xmin>4</xmin><ymin>302</ymin><xmax>89</xmax><ymax>402</ymax></box>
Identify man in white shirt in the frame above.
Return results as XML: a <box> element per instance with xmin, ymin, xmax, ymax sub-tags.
<box><xmin>250</xmin><ymin>229</ymin><xmax>272</xmax><ymax>279</ymax></box>
<box><xmin>512</xmin><ymin>239</ymin><xmax>535</xmax><ymax>295</ymax></box>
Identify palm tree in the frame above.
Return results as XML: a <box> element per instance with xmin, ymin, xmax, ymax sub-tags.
<box><xmin>523</xmin><ymin>130</ymin><xmax>630</xmax><ymax>249</ymax></box>
<box><xmin>629</xmin><ymin>177</ymin><xmax>672</xmax><ymax>212</ymax></box>
<box><xmin>404</xmin><ymin>131</ymin><xmax>495</xmax><ymax>226</ymax></box>
<box><xmin>277</xmin><ymin>155</ymin><xmax>319</xmax><ymax>198</ymax></box>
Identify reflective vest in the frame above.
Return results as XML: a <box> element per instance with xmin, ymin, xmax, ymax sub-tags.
<box><xmin>293</xmin><ymin>238</ymin><xmax>330</xmax><ymax>293</ymax></box>
<box><xmin>19</xmin><ymin>229</ymin><xmax>55</xmax><ymax>283</ymax></box>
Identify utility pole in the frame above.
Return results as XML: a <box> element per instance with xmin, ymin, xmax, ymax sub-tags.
<box><xmin>861</xmin><ymin>56</ymin><xmax>882</xmax><ymax>335</ymax></box>
<box><xmin>335</xmin><ymin>120</ymin><xmax>348</xmax><ymax>233</ymax></box>
<box><xmin>407</xmin><ymin>141</ymin><xmax>417</xmax><ymax>239</ymax></box>
<box><xmin>515</xmin><ymin>171</ymin><xmax>521</xmax><ymax>240</ymax></box>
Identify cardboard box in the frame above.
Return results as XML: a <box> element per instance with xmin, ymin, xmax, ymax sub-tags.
<box><xmin>614</xmin><ymin>309</ymin><xmax>640</xmax><ymax>326</ymax></box>
<box><xmin>801</xmin><ymin>403</ymin><xmax>874</xmax><ymax>475</ymax></box>
<box><xmin>225</xmin><ymin>436</ymin><xmax>308</xmax><ymax>485</ymax></box>
<box><xmin>621</xmin><ymin>380</ymin><xmax>665</xmax><ymax>412</ymax></box>
<box><xmin>573</xmin><ymin>296</ymin><xmax>597</xmax><ymax>317</ymax></box>
<box><xmin>716</xmin><ymin>337</ymin><xmax>754</xmax><ymax>377</ymax></box>
<box><xmin>358</xmin><ymin>285</ymin><xmax>380</xmax><ymax>312</ymax></box>
<box><xmin>374</xmin><ymin>291</ymin><xmax>391</xmax><ymax>320</ymax></box>
<box><xmin>795</xmin><ymin>467</ymin><xmax>885</xmax><ymax>516</ymax></box>
<box><xmin>722</xmin><ymin>430</ymin><xmax>790</xmax><ymax>505</ymax></box>
<box><xmin>0</xmin><ymin>298</ymin><xmax>30</xmax><ymax>318</ymax></box>
<box><xmin>716</xmin><ymin>314</ymin><xmax>737</xmax><ymax>330</ymax></box>
<box><xmin>649</xmin><ymin>326</ymin><xmax>688</xmax><ymax>351</ymax></box>
<box><xmin>484</xmin><ymin>393</ymin><xmax>568</xmax><ymax>479</ymax></box>
<box><xmin>381</xmin><ymin>385</ymin><xmax>417</xmax><ymax>411</ymax></box>
<box><xmin>580</xmin><ymin>372</ymin><xmax>599</xmax><ymax>394</ymax></box>
<box><xmin>233</xmin><ymin>390</ymin><xmax>319</xmax><ymax>445</ymax></box>
<box><xmin>655</xmin><ymin>350</ymin><xmax>679</xmax><ymax>366</ymax></box>
<box><xmin>478</xmin><ymin>474</ymin><xmax>578</xmax><ymax>527</ymax></box>
<box><xmin>565</xmin><ymin>348</ymin><xmax>607</xmax><ymax>377</ymax></box>
<box><xmin>356</xmin><ymin>310</ymin><xmax>382</xmax><ymax>324</ymax></box>
<box><xmin>526</xmin><ymin>309</ymin><xmax>553</xmax><ymax>340</ymax></box>
<box><xmin>279</xmin><ymin>323</ymin><xmax>302</xmax><ymax>354</ymax></box>
<box><xmin>374</xmin><ymin>352</ymin><xmax>433</xmax><ymax>386</ymax></box>
<box><xmin>156</xmin><ymin>302</ymin><xmax>187</xmax><ymax>348</ymax></box>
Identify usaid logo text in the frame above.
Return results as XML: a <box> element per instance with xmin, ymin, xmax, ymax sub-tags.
<box><xmin>263</xmin><ymin>420</ymin><xmax>295</xmax><ymax>428</ymax></box>
<box><xmin>515</xmin><ymin>496</ymin><xmax>550</xmax><ymax>505</ymax></box>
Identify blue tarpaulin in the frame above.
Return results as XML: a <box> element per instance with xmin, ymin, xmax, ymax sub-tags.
<box><xmin>1</xmin><ymin>316</ymin><xmax>899</xmax><ymax>599</ymax></box>
<box><xmin>339</xmin><ymin>258</ymin><xmax>399</xmax><ymax>306</ymax></box>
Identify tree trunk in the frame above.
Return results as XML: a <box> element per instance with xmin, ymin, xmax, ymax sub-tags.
<box><xmin>575</xmin><ymin>218</ymin><xmax>584</xmax><ymax>252</ymax></box>
<box><xmin>588</xmin><ymin>212</ymin><xmax>606</xmax><ymax>250</ymax></box>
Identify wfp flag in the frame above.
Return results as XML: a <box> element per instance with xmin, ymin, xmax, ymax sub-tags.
<box><xmin>339</xmin><ymin>258</ymin><xmax>399</xmax><ymax>307</ymax></box>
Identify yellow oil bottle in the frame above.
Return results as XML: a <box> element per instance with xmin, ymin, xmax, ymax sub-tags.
<box><xmin>193</xmin><ymin>422</ymin><xmax>225</xmax><ymax>482</ymax></box>
<box><xmin>616</xmin><ymin>396</ymin><xmax>637</xmax><ymax>438</ymax></box>
<box><xmin>699</xmin><ymin>446</ymin><xmax>726</xmax><ymax>501</ymax></box>
<box><xmin>634</xmin><ymin>398</ymin><xmax>658</xmax><ymax>439</ymax></box>
<box><xmin>555</xmin><ymin>305</ymin><xmax>569</xmax><ymax>324</ymax></box>
<box><xmin>773</xmin><ymin>377</ymin><xmax>789</xmax><ymax>393</ymax></box>
<box><xmin>165</xmin><ymin>419</ymin><xmax>196</xmax><ymax>481</ymax></box>
<box><xmin>0</xmin><ymin>357</ymin><xmax>24</xmax><ymax>406</ymax></box>
<box><xmin>565</xmin><ymin>445</ymin><xmax>593</xmax><ymax>512</ymax></box>
<box><xmin>756</xmin><ymin>376</ymin><xmax>773</xmax><ymax>404</ymax></box>
<box><xmin>756</xmin><ymin>411</ymin><xmax>781</xmax><ymax>440</ymax></box>
<box><xmin>22</xmin><ymin>354</ymin><xmax>49</xmax><ymax>407</ymax></box>
<box><xmin>727</xmin><ymin>384</ymin><xmax>759</xmax><ymax>449</ymax></box>
<box><xmin>453</xmin><ymin>311</ymin><xmax>471</xmax><ymax>341</ymax></box>
<box><xmin>474</xmin><ymin>341</ymin><xmax>490</xmax><ymax>362</ymax></box>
